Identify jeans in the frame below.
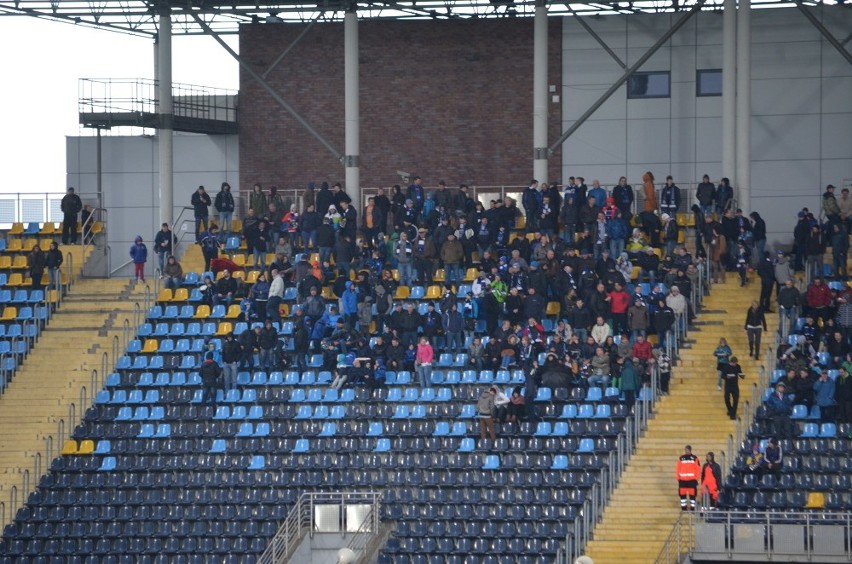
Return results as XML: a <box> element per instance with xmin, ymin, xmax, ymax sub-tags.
<box><xmin>445</xmin><ymin>263</ymin><xmax>462</xmax><ymax>284</ymax></box>
<box><xmin>223</xmin><ymin>362</ymin><xmax>238</xmax><ymax>391</ymax></box>
<box><xmin>266</xmin><ymin>296</ymin><xmax>282</xmax><ymax>323</ymax></box>
<box><xmin>48</xmin><ymin>267</ymin><xmax>60</xmax><ymax>290</ymax></box>
<box><xmin>609</xmin><ymin>238</ymin><xmax>625</xmax><ymax>259</ymax></box>
<box><xmin>588</xmin><ymin>373</ymin><xmax>610</xmax><ymax>388</ymax></box>
<box><xmin>398</xmin><ymin>262</ymin><xmax>414</xmax><ymax>286</ymax></box>
<box><xmin>165</xmin><ymin>276</ymin><xmax>182</xmax><ymax>291</ymax></box>
<box><xmin>641</xmin><ymin>269</ymin><xmax>657</xmax><ymax>286</ymax></box>
<box><xmin>195</xmin><ymin>215</ymin><xmax>208</xmax><ymax>241</ymax></box>
<box><xmin>253</xmin><ymin>248</ymin><xmax>266</xmax><ymax>268</ymax></box>
<box><xmin>445</xmin><ymin>331</ymin><xmax>462</xmax><ymax>353</ymax></box>
<box><xmin>319</xmin><ymin>247</ymin><xmax>332</xmax><ymax>266</ymax></box>
<box><xmin>417</xmin><ymin>363</ymin><xmax>433</xmax><ymax>387</ymax></box>
<box><xmin>218</xmin><ymin>211</ymin><xmax>232</xmax><ymax>241</ymax></box>
<box><xmin>259</xmin><ymin>348</ymin><xmax>275</xmax><ymax>370</ymax></box>
<box><xmin>562</xmin><ymin>224</ymin><xmax>575</xmax><ymax>244</ymax></box>
<box><xmin>156</xmin><ymin>251</ymin><xmax>167</xmax><ymax>274</ymax></box>
<box><xmin>754</xmin><ymin>239</ymin><xmax>766</xmax><ymax>266</ymax></box>
<box><xmin>303</xmin><ymin>230</ymin><xmax>317</xmax><ymax>249</ymax></box>
<box><xmin>593</xmin><ymin>242</ymin><xmax>606</xmax><ymax>263</ymax></box>
<box><xmin>665</xmin><ymin>240</ymin><xmax>676</xmax><ymax>258</ymax></box>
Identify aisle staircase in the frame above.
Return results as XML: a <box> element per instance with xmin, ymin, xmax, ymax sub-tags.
<box><xmin>583</xmin><ymin>278</ymin><xmax>778</xmax><ymax>562</ymax></box>
<box><xmin>0</xmin><ymin>277</ymin><xmax>150</xmax><ymax>520</ymax></box>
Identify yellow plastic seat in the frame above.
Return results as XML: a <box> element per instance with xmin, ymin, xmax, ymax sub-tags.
<box><xmin>279</xmin><ymin>303</ymin><xmax>290</xmax><ymax>318</ymax></box>
<box><xmin>77</xmin><ymin>440</ymin><xmax>95</xmax><ymax>455</ymax></box>
<box><xmin>0</xmin><ymin>256</ymin><xmax>11</xmax><ymax>269</ymax></box>
<box><xmin>90</xmin><ymin>222</ymin><xmax>104</xmax><ymax>235</ymax></box>
<box><xmin>245</xmin><ymin>270</ymin><xmax>259</xmax><ymax>284</ymax></box>
<box><xmin>22</xmin><ymin>238</ymin><xmax>38</xmax><ymax>251</ymax></box>
<box><xmin>11</xmin><ymin>256</ymin><xmax>27</xmax><ymax>269</ymax></box>
<box><xmin>8</xmin><ymin>223</ymin><xmax>23</xmax><ymax>236</ymax></box>
<box><xmin>0</xmin><ymin>307</ymin><xmax>16</xmax><ymax>320</ymax></box>
<box><xmin>630</xmin><ymin>215</ymin><xmax>642</xmax><ymax>227</ymax></box>
<box><xmin>433</xmin><ymin>270</ymin><xmax>446</xmax><ymax>283</ymax></box>
<box><xmin>5</xmin><ymin>239</ymin><xmax>22</xmax><ymax>253</ymax></box>
<box><xmin>47</xmin><ymin>290</ymin><xmax>59</xmax><ymax>303</ymax></box>
<box><xmin>230</xmin><ymin>254</ymin><xmax>246</xmax><ymax>267</ymax></box>
<box><xmin>464</xmin><ymin>268</ymin><xmax>478</xmax><ymax>282</ymax></box>
<box><xmin>515</xmin><ymin>215</ymin><xmax>526</xmax><ymax>231</ymax></box>
<box><xmin>676</xmin><ymin>213</ymin><xmax>688</xmax><ymax>227</ymax></box>
<box><xmin>60</xmin><ymin>440</ymin><xmax>78</xmax><ymax>456</ymax></box>
<box><xmin>804</xmin><ymin>492</ymin><xmax>825</xmax><ymax>509</ymax></box>
<box><xmin>232</xmin><ymin>271</ymin><xmax>245</xmax><ymax>280</ymax></box>
<box><xmin>630</xmin><ymin>266</ymin><xmax>642</xmax><ymax>281</ymax></box>
<box><xmin>652</xmin><ymin>248</ymin><xmax>662</xmax><ymax>259</ymax></box>
<box><xmin>40</xmin><ymin>223</ymin><xmax>56</xmax><ymax>236</ymax></box>
<box><xmin>157</xmin><ymin>289</ymin><xmax>173</xmax><ymax>303</ymax></box>
<box><xmin>194</xmin><ymin>305</ymin><xmax>211</xmax><ymax>319</ymax></box>
<box><xmin>391</xmin><ymin>269</ymin><xmax>400</xmax><ymax>282</ymax></box>
<box><xmin>216</xmin><ymin>322</ymin><xmax>233</xmax><ymax>336</ymax></box>
<box><xmin>677</xmin><ymin>231</ymin><xmax>686</xmax><ymax>244</ymax></box>
<box><xmin>509</xmin><ymin>233</ymin><xmax>520</xmax><ymax>244</ymax></box>
<box><xmin>225</xmin><ymin>304</ymin><xmax>241</xmax><ymax>319</ymax></box>
<box><xmin>265</xmin><ymin>253</ymin><xmax>276</xmax><ymax>264</ymax></box>
<box><xmin>545</xmin><ymin>302</ymin><xmax>561</xmax><ymax>316</ymax></box>
<box><xmin>172</xmin><ymin>288</ymin><xmax>189</xmax><ymax>303</ymax></box>
<box><xmin>425</xmin><ymin>285</ymin><xmax>442</xmax><ymax>300</ymax></box>
<box><xmin>394</xmin><ymin>286</ymin><xmax>410</xmax><ymax>300</ymax></box>
<box><xmin>39</xmin><ymin>238</ymin><xmax>54</xmax><ymax>250</ymax></box>
<box><xmin>141</xmin><ymin>339</ymin><xmax>159</xmax><ymax>353</ymax></box>
<box><xmin>310</xmin><ymin>253</ymin><xmax>320</xmax><ymax>264</ymax></box>
<box><xmin>6</xmin><ymin>273</ymin><xmax>22</xmax><ymax>287</ymax></box>
<box><xmin>686</xmin><ymin>213</ymin><xmax>696</xmax><ymax>228</ymax></box>
<box><xmin>525</xmin><ymin>233</ymin><xmax>537</xmax><ymax>242</ymax></box>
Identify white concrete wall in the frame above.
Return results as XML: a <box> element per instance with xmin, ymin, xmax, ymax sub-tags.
<box><xmin>562</xmin><ymin>6</ymin><xmax>852</xmax><ymax>247</ymax></box>
<box><xmin>66</xmin><ymin>133</ymin><xmax>239</xmax><ymax>277</ymax></box>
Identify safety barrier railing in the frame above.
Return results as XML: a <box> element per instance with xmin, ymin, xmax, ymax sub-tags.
<box><xmin>258</xmin><ymin>491</ymin><xmax>380</xmax><ymax>564</ymax></box>
<box><xmin>561</xmin><ymin>367</ymin><xmax>660</xmax><ymax>562</ymax></box>
<box><xmin>655</xmin><ymin>512</ymin><xmax>696</xmax><ymax>564</ymax></box>
<box><xmin>345</xmin><ymin>500</ymin><xmax>382</xmax><ymax>563</ymax></box>
<box><xmin>171</xmin><ymin>206</ymin><xmax>197</xmax><ymax>256</ymax></box>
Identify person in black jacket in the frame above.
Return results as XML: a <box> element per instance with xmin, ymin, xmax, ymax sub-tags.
<box><xmin>756</xmin><ymin>252</ymin><xmax>776</xmax><ymax>312</ymax></box>
<box><xmin>214</xmin><ymin>182</ymin><xmax>235</xmax><ymax>241</ymax></box>
<box><xmin>191</xmin><ymin>186</ymin><xmax>212</xmax><ymax>242</ymax></box>
<box><xmin>221</xmin><ymin>332</ymin><xmax>242</xmax><ymax>391</ymax></box>
<box><xmin>200</xmin><ymin>352</ymin><xmax>223</xmax><ymax>404</ymax></box>
<box><xmin>315</xmin><ymin>182</ymin><xmax>334</xmax><ymax>218</ymax></box>
<box><xmin>654</xmin><ymin>299</ymin><xmax>675</xmax><ymax>349</ymax></box>
<box><xmin>213</xmin><ymin>270</ymin><xmax>238</xmax><ymax>308</ymax></box>
<box><xmin>258</xmin><ymin>320</ymin><xmax>279</xmax><ymax>370</ymax></box>
<box><xmin>45</xmin><ymin>241</ymin><xmax>63</xmax><ymax>290</ymax></box>
<box><xmin>28</xmin><ymin>245</ymin><xmax>46</xmax><ymax>291</ymax></box>
<box><xmin>292</xmin><ymin>313</ymin><xmax>310</xmax><ymax>371</ymax></box>
<box><xmin>61</xmin><ymin>187</ymin><xmax>83</xmax><ymax>245</ymax></box>
<box><xmin>721</xmin><ymin>356</ymin><xmax>746</xmax><ymax>420</ymax></box>
<box><xmin>749</xmin><ymin>211</ymin><xmax>767</xmax><ymax>268</ymax></box>
<box><xmin>744</xmin><ymin>300</ymin><xmax>768</xmax><ymax>360</ymax></box>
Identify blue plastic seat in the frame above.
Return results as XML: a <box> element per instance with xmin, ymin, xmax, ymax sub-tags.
<box><xmin>458</xmin><ymin>438</ymin><xmax>475</xmax><ymax>452</ymax></box>
<box><xmin>318</xmin><ymin>422</ymin><xmax>337</xmax><ymax>437</ymax></box>
<box><xmin>367</xmin><ymin>422</ymin><xmax>384</xmax><ymax>436</ymax></box>
<box><xmin>247</xmin><ymin>455</ymin><xmax>265</xmax><ymax>470</ymax></box>
<box><xmin>577</xmin><ymin>438</ymin><xmax>595</xmax><ymax>453</ymax></box>
<box><xmin>374</xmin><ymin>438</ymin><xmax>392</xmax><ymax>452</ymax></box>
<box><xmin>292</xmin><ymin>439</ymin><xmax>310</xmax><ymax>453</ymax></box>
<box><xmin>449</xmin><ymin>422</ymin><xmax>467</xmax><ymax>436</ymax></box>
<box><xmin>482</xmin><ymin>455</ymin><xmax>500</xmax><ymax>470</ymax></box>
<box><xmin>534</xmin><ymin>422</ymin><xmax>552</xmax><ymax>436</ymax></box>
<box><xmin>535</xmin><ymin>388</ymin><xmax>552</xmax><ymax>402</ymax></box>
<box><xmin>791</xmin><ymin>405</ymin><xmax>808</xmax><ymax>419</ymax></box>
<box><xmin>433</xmin><ymin>422</ymin><xmax>450</xmax><ymax>436</ymax></box>
<box><xmin>594</xmin><ymin>404</ymin><xmax>612</xmax><ymax>418</ymax></box>
<box><xmin>307</xmin><ymin>355</ymin><xmax>324</xmax><ymax>368</ymax></box>
<box><xmin>459</xmin><ymin>404</ymin><xmax>476</xmax><ymax>418</ymax></box>
<box><xmin>819</xmin><ymin>423</ymin><xmax>837</xmax><ymax>438</ymax></box>
<box><xmin>551</xmin><ymin>454</ymin><xmax>569</xmax><ymax>469</ymax></box>
<box><xmin>586</xmin><ymin>387</ymin><xmax>603</xmax><ymax>401</ymax></box>
<box><xmin>800</xmin><ymin>423</ymin><xmax>819</xmax><ymax>438</ymax></box>
<box><xmin>577</xmin><ymin>404</ymin><xmax>595</xmax><ymax>418</ymax></box>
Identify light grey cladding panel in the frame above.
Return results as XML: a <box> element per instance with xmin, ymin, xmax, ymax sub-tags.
<box><xmin>627</xmin><ymin>97</ymin><xmax>673</xmax><ymax>120</ymax></box>
<box><xmin>752</xmin><ymin>114</ymin><xmax>821</xmax><ymax>162</ymax></box>
<box><xmin>626</xmin><ymin>119</ymin><xmax>671</xmax><ymax>164</ymax></box>
<box><xmin>822</xmin><ymin>76</ymin><xmax>852</xmax><ymax>114</ymax></box>
<box><xmin>752</xmin><ymin>41</ymin><xmax>822</xmax><ymax>80</ymax></box>
<box><xmin>670</xmin><ymin>117</ymin><xmax>697</xmax><ymax>165</ymax></box>
<box><xmin>752</xmin><ymin>78</ymin><xmax>821</xmax><ymax>117</ymax></box>
<box><xmin>563</xmin><ymin>120</ymin><xmax>629</xmax><ymax>165</ymax></box>
<box><xmin>695</xmin><ymin>117</ymin><xmax>723</xmax><ymax>164</ymax></box>
<box><xmin>751</xmin><ymin>159</ymin><xmax>821</xmax><ymax>195</ymax></box>
<box><xmin>563</xmin><ymin>15</ymin><xmax>628</xmax><ymax>50</ymax></box>
<box><xmin>563</xmin><ymin>84</ymin><xmax>627</xmax><ymax>121</ymax></box>
<box><xmin>752</xmin><ymin>10</ymin><xmax>820</xmax><ymax>43</ymax></box>
<box><xmin>821</xmin><ymin>114</ymin><xmax>852</xmax><ymax>160</ymax></box>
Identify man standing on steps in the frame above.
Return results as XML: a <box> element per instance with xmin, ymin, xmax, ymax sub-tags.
<box><xmin>721</xmin><ymin>356</ymin><xmax>746</xmax><ymax>420</ymax></box>
<box><xmin>61</xmin><ymin>187</ymin><xmax>83</xmax><ymax>245</ymax></box>
<box><xmin>676</xmin><ymin>445</ymin><xmax>701</xmax><ymax>511</ymax></box>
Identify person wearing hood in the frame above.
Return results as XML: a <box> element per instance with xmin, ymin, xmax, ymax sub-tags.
<box><xmin>749</xmin><ymin>211</ymin><xmax>767</xmax><ymax>267</ymax></box>
<box><xmin>129</xmin><ymin>236</ymin><xmax>148</xmax><ymax>282</ymax></box>
<box><xmin>341</xmin><ymin>281</ymin><xmax>359</xmax><ymax>328</ymax></box>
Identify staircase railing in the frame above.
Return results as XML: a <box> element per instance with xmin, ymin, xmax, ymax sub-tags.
<box><xmin>346</xmin><ymin>500</ymin><xmax>381</xmax><ymax>563</ymax></box>
<box><xmin>80</xmin><ymin>207</ymin><xmax>108</xmax><ymax>277</ymax></box>
<box><xmin>171</xmin><ymin>206</ymin><xmax>198</xmax><ymax>255</ymax></box>
<box><xmin>560</xmin><ymin>367</ymin><xmax>660</xmax><ymax>562</ymax></box>
<box><xmin>257</xmin><ymin>491</ymin><xmax>380</xmax><ymax>564</ymax></box>
<box><xmin>654</xmin><ymin>512</ymin><xmax>696</xmax><ymax>564</ymax></box>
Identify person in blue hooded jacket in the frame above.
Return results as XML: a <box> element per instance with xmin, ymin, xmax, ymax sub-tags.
<box><xmin>341</xmin><ymin>281</ymin><xmax>359</xmax><ymax>328</ymax></box>
<box><xmin>129</xmin><ymin>235</ymin><xmax>148</xmax><ymax>283</ymax></box>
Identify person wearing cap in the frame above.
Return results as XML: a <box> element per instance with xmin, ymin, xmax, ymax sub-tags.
<box><xmin>129</xmin><ymin>235</ymin><xmax>148</xmax><ymax>283</ymax></box>
<box><xmin>676</xmin><ymin>445</ymin><xmax>701</xmax><ymax>511</ymax></box>
<box><xmin>60</xmin><ymin>187</ymin><xmax>83</xmax><ymax>245</ymax></box>
<box><xmin>476</xmin><ymin>386</ymin><xmax>498</xmax><ymax>441</ymax></box>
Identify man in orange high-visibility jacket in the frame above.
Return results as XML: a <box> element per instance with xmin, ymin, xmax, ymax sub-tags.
<box><xmin>700</xmin><ymin>451</ymin><xmax>723</xmax><ymax>509</ymax></box>
<box><xmin>676</xmin><ymin>445</ymin><xmax>702</xmax><ymax>511</ymax></box>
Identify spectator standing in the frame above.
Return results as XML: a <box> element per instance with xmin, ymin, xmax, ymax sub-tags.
<box><xmin>714</xmin><ymin>337</ymin><xmax>732</xmax><ymax>391</ymax></box>
<box><xmin>129</xmin><ymin>236</ymin><xmax>147</xmax><ymax>283</ymax></box>
<box><xmin>676</xmin><ymin>445</ymin><xmax>701</xmax><ymax>511</ymax></box>
<box><xmin>612</xmin><ymin>176</ymin><xmax>634</xmax><ymax>221</ymax></box>
<box><xmin>442</xmin><ymin>303</ymin><xmax>464</xmax><ymax>353</ymax></box>
<box><xmin>709</xmin><ymin>228</ymin><xmax>727</xmax><ymax>284</ymax></box>
<box><xmin>214</xmin><ymin>182</ymin><xmax>235</xmax><ymax>241</ymax></box>
<box><xmin>715</xmin><ymin>178</ymin><xmax>733</xmax><ymax>215</ymax></box>
<box><xmin>45</xmin><ymin>242</ymin><xmax>63</xmax><ymax>290</ymax></box>
<box><xmin>199</xmin><ymin>226</ymin><xmax>220</xmax><ymax>272</ymax></box>
<box><xmin>60</xmin><ymin>187</ymin><xmax>83</xmax><ymax>245</ymax></box>
<box><xmin>699</xmin><ymin>452</ymin><xmax>722</xmax><ymax>509</ymax></box>
<box><xmin>191</xmin><ymin>186</ymin><xmax>212</xmax><ymax>241</ymax></box>
<box><xmin>744</xmin><ymin>301</ymin><xmax>767</xmax><ymax>360</ymax></box>
<box><xmin>831</xmin><ymin>222</ymin><xmax>849</xmax><ymax>279</ymax></box>
<box><xmin>804</xmin><ymin>223</ymin><xmax>826</xmax><ymax>283</ymax></box>
<box><xmin>200</xmin><ymin>352</ymin><xmax>222</xmax><ymax>404</ymax></box>
<box><xmin>249</xmin><ymin>184</ymin><xmax>268</xmax><ymax>217</ymax></box>
<box><xmin>153</xmin><ymin>223</ymin><xmax>175</xmax><ymax>275</ymax></box>
<box><xmin>721</xmin><ymin>356</ymin><xmax>745</xmax><ymax>420</ymax></box>
<box><xmin>660</xmin><ymin>176</ymin><xmax>681</xmax><ymax>217</ymax></box>
<box><xmin>749</xmin><ymin>211</ymin><xmax>767</xmax><ymax>268</ymax></box>
<box><xmin>756</xmin><ymin>251</ymin><xmax>775</xmax><ymax>312</ymax></box>
<box><xmin>477</xmin><ymin>387</ymin><xmax>497</xmax><ymax>441</ymax></box>
<box><xmin>415</xmin><ymin>336</ymin><xmax>434</xmax><ymax>388</ymax></box>
<box><xmin>258</xmin><ymin>320</ymin><xmax>278</xmax><ymax>370</ymax></box>
<box><xmin>696</xmin><ymin>175</ymin><xmax>715</xmax><ymax>217</ymax></box>
<box><xmin>27</xmin><ymin>245</ymin><xmax>46</xmax><ymax>291</ymax></box>
<box><xmin>221</xmin><ymin>332</ymin><xmax>241</xmax><ymax>391</ymax></box>
<box><xmin>813</xmin><ymin>370</ymin><xmax>836</xmax><ymax>422</ymax></box>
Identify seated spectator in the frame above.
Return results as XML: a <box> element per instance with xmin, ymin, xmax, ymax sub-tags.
<box><xmin>163</xmin><ymin>255</ymin><xmax>183</xmax><ymax>290</ymax></box>
<box><xmin>763</xmin><ymin>437</ymin><xmax>783</xmax><ymax>475</ymax></box>
<box><xmin>493</xmin><ymin>387</ymin><xmax>510</xmax><ymax>422</ymax></box>
<box><xmin>591</xmin><ymin>316</ymin><xmax>612</xmax><ymax>345</ymax></box>
<box><xmin>506</xmin><ymin>386</ymin><xmax>526</xmax><ymax>423</ymax></box>
<box><xmin>632</xmin><ymin>334</ymin><xmax>653</xmax><ymax>361</ymax></box>
<box><xmin>589</xmin><ymin>347</ymin><xmax>611</xmax><ymax>388</ymax></box>
<box><xmin>468</xmin><ymin>336</ymin><xmax>485</xmax><ymax>370</ymax></box>
<box><xmin>213</xmin><ymin>269</ymin><xmax>238</xmax><ymax>307</ymax></box>
<box><xmin>745</xmin><ymin>443</ymin><xmax>764</xmax><ymax>473</ymax></box>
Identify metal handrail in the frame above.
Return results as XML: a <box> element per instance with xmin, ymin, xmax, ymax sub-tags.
<box><xmin>171</xmin><ymin>206</ymin><xmax>197</xmax><ymax>254</ymax></box>
<box><xmin>65</xmin><ymin>251</ymin><xmax>74</xmax><ymax>293</ymax></box>
<box><xmin>109</xmin><ymin>258</ymin><xmax>135</xmax><ymax>277</ymax></box>
<box><xmin>654</xmin><ymin>512</ymin><xmax>695</xmax><ymax>564</ymax></box>
<box><xmin>101</xmin><ymin>352</ymin><xmax>109</xmax><ymax>384</ymax></box>
<box><xmin>258</xmin><ymin>491</ymin><xmax>380</xmax><ymax>564</ymax></box>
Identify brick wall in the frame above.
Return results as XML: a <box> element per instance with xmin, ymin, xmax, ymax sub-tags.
<box><xmin>239</xmin><ymin>18</ymin><xmax>562</xmax><ymax>194</ymax></box>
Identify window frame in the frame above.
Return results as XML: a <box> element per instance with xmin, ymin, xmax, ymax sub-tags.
<box><xmin>696</xmin><ymin>68</ymin><xmax>723</xmax><ymax>97</ymax></box>
<box><xmin>626</xmin><ymin>70</ymin><xmax>671</xmax><ymax>100</ymax></box>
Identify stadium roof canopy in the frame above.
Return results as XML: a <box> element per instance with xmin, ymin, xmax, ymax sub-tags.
<box><xmin>0</xmin><ymin>0</ymin><xmax>843</xmax><ymax>36</ymax></box>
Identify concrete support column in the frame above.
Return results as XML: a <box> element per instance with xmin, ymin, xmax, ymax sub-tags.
<box><xmin>157</xmin><ymin>12</ymin><xmax>174</xmax><ymax>226</ymax></box>
<box><xmin>722</xmin><ymin>0</ymin><xmax>737</xmax><ymax>186</ymax></box>
<box><xmin>532</xmin><ymin>0</ymin><xmax>549</xmax><ymax>184</ymax></box>
<box><xmin>735</xmin><ymin>0</ymin><xmax>751</xmax><ymax>213</ymax></box>
<box><xmin>344</xmin><ymin>10</ymin><xmax>361</xmax><ymax>210</ymax></box>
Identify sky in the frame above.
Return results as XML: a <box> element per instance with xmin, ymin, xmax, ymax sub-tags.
<box><xmin>0</xmin><ymin>17</ymin><xmax>239</xmax><ymax>195</ymax></box>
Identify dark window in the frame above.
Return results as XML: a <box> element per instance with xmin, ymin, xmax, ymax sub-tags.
<box><xmin>697</xmin><ymin>69</ymin><xmax>723</xmax><ymax>97</ymax></box>
<box><xmin>627</xmin><ymin>71</ymin><xmax>670</xmax><ymax>99</ymax></box>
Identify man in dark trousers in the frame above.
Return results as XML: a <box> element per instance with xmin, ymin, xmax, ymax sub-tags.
<box><xmin>61</xmin><ymin>187</ymin><xmax>83</xmax><ymax>245</ymax></box>
<box><xmin>191</xmin><ymin>186</ymin><xmax>212</xmax><ymax>242</ymax></box>
<box><xmin>676</xmin><ymin>445</ymin><xmax>701</xmax><ymax>511</ymax></box>
<box><xmin>200</xmin><ymin>352</ymin><xmax>222</xmax><ymax>404</ymax></box>
<box><xmin>721</xmin><ymin>356</ymin><xmax>746</xmax><ymax>420</ymax></box>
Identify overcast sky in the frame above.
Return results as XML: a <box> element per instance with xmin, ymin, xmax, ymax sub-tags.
<box><xmin>0</xmin><ymin>17</ymin><xmax>239</xmax><ymax>195</ymax></box>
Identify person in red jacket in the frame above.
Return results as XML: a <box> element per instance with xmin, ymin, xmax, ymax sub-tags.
<box><xmin>676</xmin><ymin>445</ymin><xmax>702</xmax><ymax>511</ymax></box>
<box><xmin>609</xmin><ymin>281</ymin><xmax>631</xmax><ymax>335</ymax></box>
<box><xmin>806</xmin><ymin>276</ymin><xmax>833</xmax><ymax>326</ymax></box>
<box><xmin>632</xmin><ymin>334</ymin><xmax>653</xmax><ymax>361</ymax></box>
